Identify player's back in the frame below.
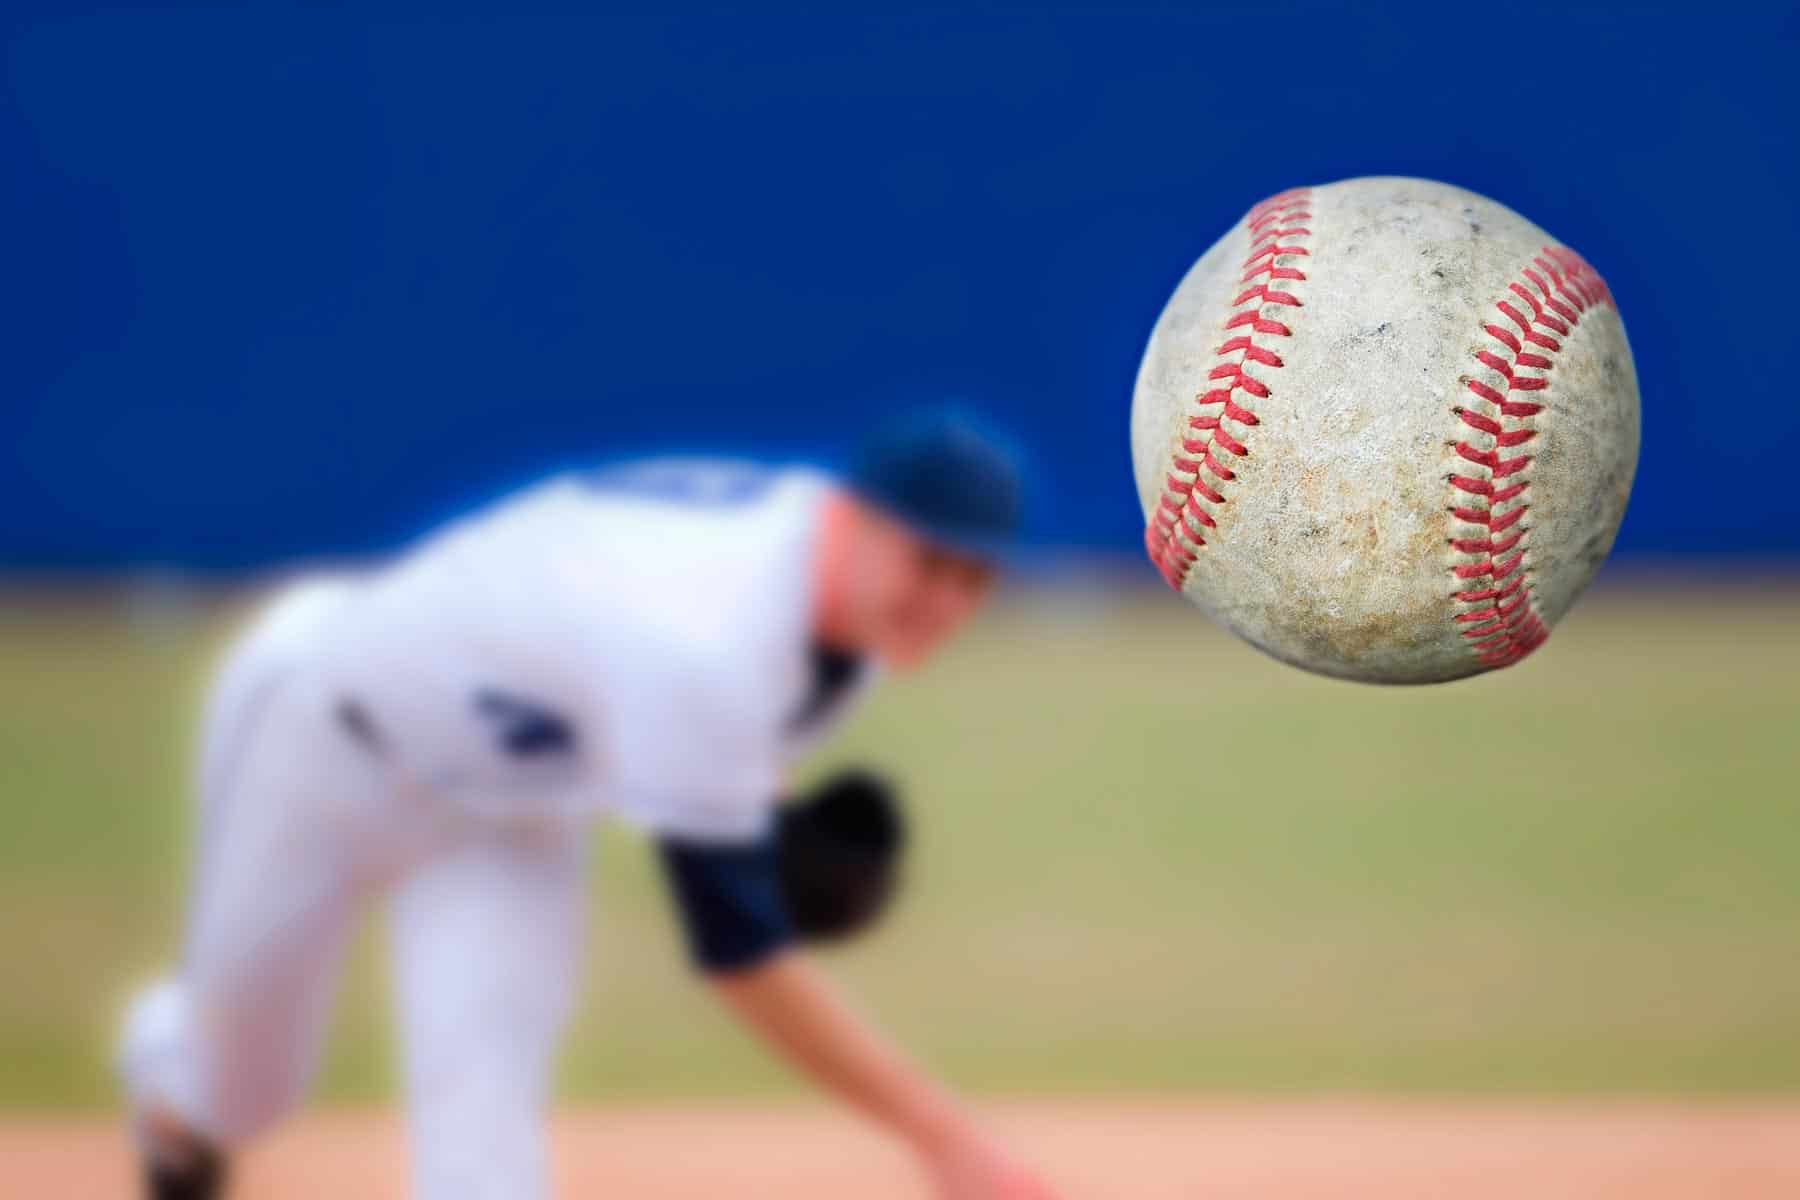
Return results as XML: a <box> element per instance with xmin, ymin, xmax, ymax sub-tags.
<box><xmin>316</xmin><ymin>460</ymin><xmax>830</xmax><ymax>824</ymax></box>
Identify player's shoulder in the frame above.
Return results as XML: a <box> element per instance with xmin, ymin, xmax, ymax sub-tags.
<box><xmin>475</xmin><ymin>454</ymin><xmax>823</xmax><ymax>640</ymax></box>
<box><xmin>435</xmin><ymin>457</ymin><xmax>826</xmax><ymax>541</ymax></box>
<box><xmin>569</xmin><ymin>456</ymin><xmax>830</xmax><ymax>519</ymax></box>
<box><xmin>578</xmin><ymin>461</ymin><xmax>825</xmax><ymax>705</ymax></box>
<box><xmin>546</xmin><ymin>457</ymin><xmax>834</xmax><ymax>589</ymax></box>
<box><xmin>386</xmin><ymin>456</ymin><xmax>828</xmax><ymax>684</ymax></box>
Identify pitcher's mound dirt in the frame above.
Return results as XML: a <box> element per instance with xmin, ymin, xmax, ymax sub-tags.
<box><xmin>6</xmin><ymin>1101</ymin><xmax>1798</xmax><ymax>1198</ymax></box>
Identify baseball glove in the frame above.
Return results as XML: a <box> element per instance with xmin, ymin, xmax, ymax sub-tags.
<box><xmin>776</xmin><ymin>769</ymin><xmax>906</xmax><ymax>943</ymax></box>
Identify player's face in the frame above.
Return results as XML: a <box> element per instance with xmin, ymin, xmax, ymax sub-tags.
<box><xmin>873</xmin><ymin>526</ymin><xmax>996</xmax><ymax>669</ymax></box>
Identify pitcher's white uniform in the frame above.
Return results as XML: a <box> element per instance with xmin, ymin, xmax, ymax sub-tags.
<box><xmin>121</xmin><ymin>462</ymin><xmax>874</xmax><ymax>1199</ymax></box>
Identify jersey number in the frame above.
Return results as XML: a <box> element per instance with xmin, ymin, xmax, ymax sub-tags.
<box><xmin>578</xmin><ymin>459</ymin><xmax>774</xmax><ymax>507</ymax></box>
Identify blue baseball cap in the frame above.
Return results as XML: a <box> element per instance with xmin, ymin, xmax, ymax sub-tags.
<box><xmin>848</xmin><ymin>407</ymin><xmax>1025</xmax><ymax>562</ymax></box>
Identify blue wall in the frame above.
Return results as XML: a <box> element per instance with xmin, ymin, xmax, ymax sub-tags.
<box><xmin>5</xmin><ymin>3</ymin><xmax>1796</xmax><ymax>566</ymax></box>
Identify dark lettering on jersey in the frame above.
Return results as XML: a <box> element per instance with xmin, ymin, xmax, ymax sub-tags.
<box><xmin>578</xmin><ymin>459</ymin><xmax>774</xmax><ymax>507</ymax></box>
<box><xmin>335</xmin><ymin>697</ymin><xmax>389</xmax><ymax>758</ymax></box>
<box><xmin>472</xmin><ymin>688</ymin><xmax>576</xmax><ymax>757</ymax></box>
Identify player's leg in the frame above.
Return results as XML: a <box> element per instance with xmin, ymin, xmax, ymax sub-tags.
<box><xmin>120</xmin><ymin>683</ymin><xmax>367</xmax><ymax>1188</ymax></box>
<box><xmin>119</xmin><ymin>584</ymin><xmax>415</xmax><ymax>1190</ymax></box>
<box><xmin>389</xmin><ymin>819</ymin><xmax>591</xmax><ymax>1200</ymax></box>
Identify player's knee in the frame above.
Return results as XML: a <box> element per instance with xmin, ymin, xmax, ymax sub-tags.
<box><xmin>120</xmin><ymin>976</ymin><xmax>316</xmax><ymax>1146</ymax></box>
<box><xmin>119</xmin><ymin>978</ymin><xmax>193</xmax><ymax>1119</ymax></box>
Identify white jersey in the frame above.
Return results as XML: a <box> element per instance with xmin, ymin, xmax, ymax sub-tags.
<box><xmin>312</xmin><ymin>461</ymin><xmax>873</xmax><ymax>840</ymax></box>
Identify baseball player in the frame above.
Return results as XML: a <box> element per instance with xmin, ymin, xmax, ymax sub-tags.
<box><xmin>117</xmin><ymin>410</ymin><xmax>1060</xmax><ymax>1200</ymax></box>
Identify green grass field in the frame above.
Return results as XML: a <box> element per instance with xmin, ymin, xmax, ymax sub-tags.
<box><xmin>2</xmin><ymin>578</ymin><xmax>1798</xmax><ymax>1110</ymax></box>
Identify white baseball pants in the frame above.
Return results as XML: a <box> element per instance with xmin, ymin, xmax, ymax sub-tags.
<box><xmin>119</xmin><ymin>581</ymin><xmax>591</xmax><ymax>1200</ymax></box>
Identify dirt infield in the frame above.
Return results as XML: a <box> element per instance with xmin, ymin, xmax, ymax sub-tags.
<box><xmin>5</xmin><ymin>1101</ymin><xmax>1798</xmax><ymax>1198</ymax></box>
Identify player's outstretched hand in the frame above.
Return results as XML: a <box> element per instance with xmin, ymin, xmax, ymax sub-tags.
<box><xmin>923</xmin><ymin>1133</ymin><xmax>1061</xmax><ymax>1200</ymax></box>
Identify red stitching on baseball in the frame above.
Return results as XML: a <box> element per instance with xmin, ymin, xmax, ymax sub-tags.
<box><xmin>1146</xmin><ymin>187</ymin><xmax>1312</xmax><ymax>589</ymax></box>
<box><xmin>1448</xmin><ymin>245</ymin><xmax>1612</xmax><ymax>669</ymax></box>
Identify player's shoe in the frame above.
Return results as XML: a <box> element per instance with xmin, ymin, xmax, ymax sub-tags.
<box><xmin>120</xmin><ymin>979</ymin><xmax>230</xmax><ymax>1197</ymax></box>
<box><xmin>144</xmin><ymin>1138</ymin><xmax>228</xmax><ymax>1200</ymax></box>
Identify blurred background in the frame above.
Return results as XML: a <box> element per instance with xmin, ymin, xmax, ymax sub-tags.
<box><xmin>4</xmin><ymin>0</ymin><xmax>1798</xmax><ymax>1133</ymax></box>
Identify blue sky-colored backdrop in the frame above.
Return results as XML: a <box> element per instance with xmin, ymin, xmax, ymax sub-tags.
<box><xmin>4</xmin><ymin>3</ymin><xmax>1796</xmax><ymax>567</ymax></box>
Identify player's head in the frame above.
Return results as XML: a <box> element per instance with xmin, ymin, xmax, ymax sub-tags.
<box><xmin>816</xmin><ymin>408</ymin><xmax>1023</xmax><ymax>669</ymax></box>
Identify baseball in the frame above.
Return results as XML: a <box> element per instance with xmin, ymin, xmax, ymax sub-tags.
<box><xmin>1131</xmin><ymin>176</ymin><xmax>1640</xmax><ymax>684</ymax></box>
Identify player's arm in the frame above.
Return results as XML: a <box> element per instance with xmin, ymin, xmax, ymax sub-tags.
<box><xmin>657</xmin><ymin>835</ymin><xmax>1056</xmax><ymax>1200</ymax></box>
